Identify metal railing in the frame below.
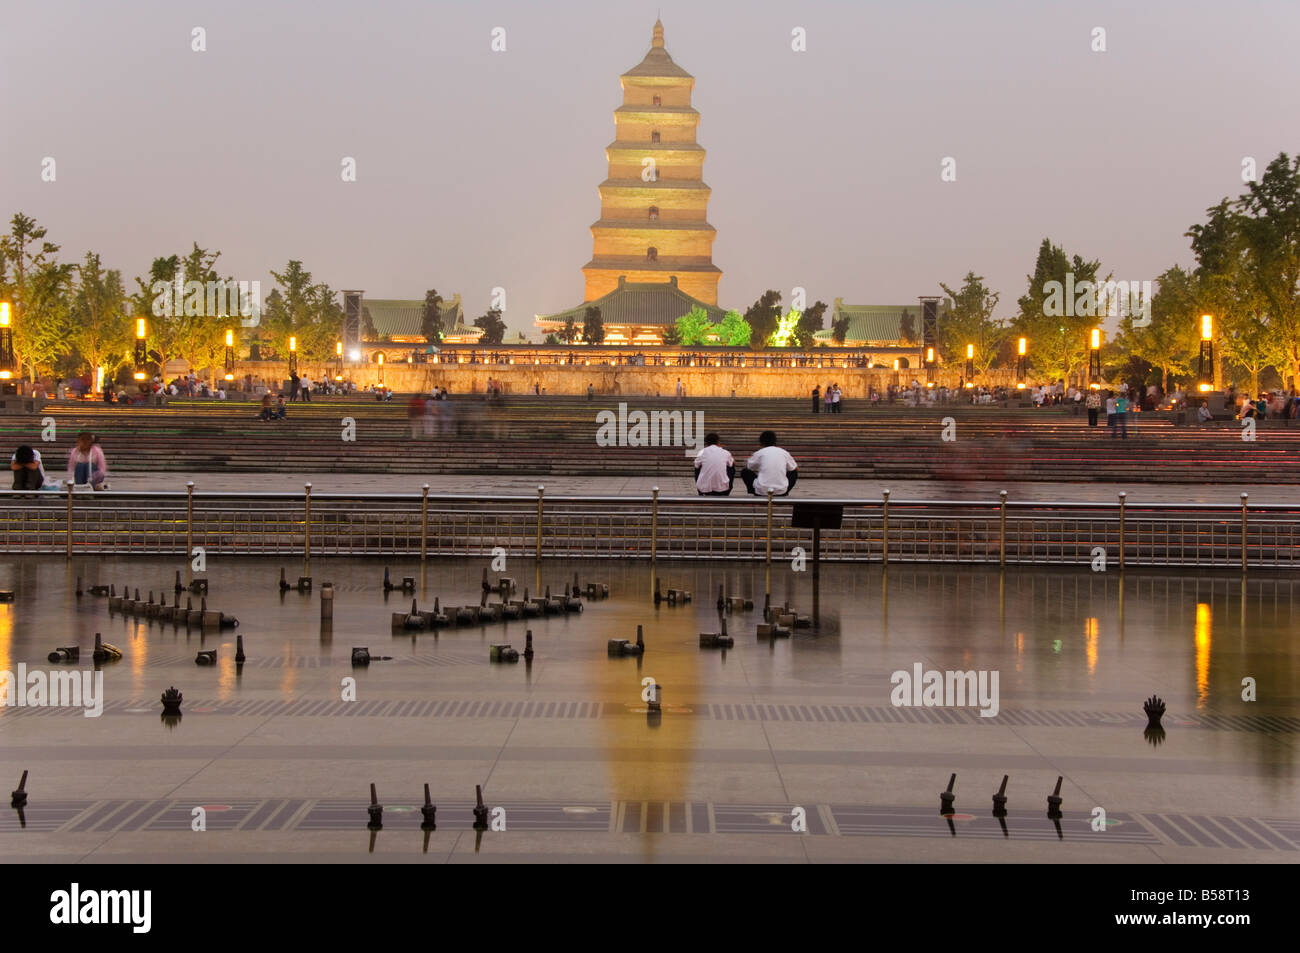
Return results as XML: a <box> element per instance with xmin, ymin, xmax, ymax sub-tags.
<box><xmin>0</xmin><ymin>486</ymin><xmax>1293</xmax><ymax>569</ymax></box>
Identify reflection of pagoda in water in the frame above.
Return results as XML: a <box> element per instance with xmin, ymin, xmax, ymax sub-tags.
<box><xmin>537</xmin><ymin>20</ymin><xmax>723</xmax><ymax>344</ymax></box>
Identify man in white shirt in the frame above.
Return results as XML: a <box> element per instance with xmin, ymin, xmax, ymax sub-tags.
<box><xmin>741</xmin><ymin>430</ymin><xmax>798</xmax><ymax>496</ymax></box>
<box><xmin>693</xmin><ymin>432</ymin><xmax>735</xmax><ymax>496</ymax></box>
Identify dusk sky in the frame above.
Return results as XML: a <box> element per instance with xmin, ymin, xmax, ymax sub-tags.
<box><xmin>4</xmin><ymin>0</ymin><xmax>1297</xmax><ymax>335</ymax></box>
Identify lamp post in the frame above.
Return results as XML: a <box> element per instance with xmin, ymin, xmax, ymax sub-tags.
<box><xmin>1198</xmin><ymin>314</ymin><xmax>1214</xmax><ymax>392</ymax></box>
<box><xmin>0</xmin><ymin>302</ymin><xmax>15</xmax><ymax>392</ymax></box>
<box><xmin>377</xmin><ymin>351</ymin><xmax>384</xmax><ymax>385</ymax></box>
<box><xmin>965</xmin><ymin>343</ymin><xmax>974</xmax><ymax>381</ymax></box>
<box><xmin>891</xmin><ymin>357</ymin><xmax>900</xmax><ymax>389</ymax></box>
<box><xmin>1016</xmin><ymin>337</ymin><xmax>1028</xmax><ymax>388</ymax></box>
<box><xmin>924</xmin><ymin>345</ymin><xmax>936</xmax><ymax>383</ymax></box>
<box><xmin>224</xmin><ymin>329</ymin><xmax>235</xmax><ymax>381</ymax></box>
<box><xmin>134</xmin><ymin>318</ymin><xmax>148</xmax><ymax>381</ymax></box>
<box><xmin>1089</xmin><ymin>327</ymin><xmax>1102</xmax><ymax>387</ymax></box>
<box><xmin>335</xmin><ymin>340</ymin><xmax>343</xmax><ymax>381</ymax></box>
<box><xmin>288</xmin><ymin>335</ymin><xmax>298</xmax><ymax>376</ymax></box>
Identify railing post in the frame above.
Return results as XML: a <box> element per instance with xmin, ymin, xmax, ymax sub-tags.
<box><xmin>1240</xmin><ymin>492</ymin><xmax>1248</xmax><ymax>573</ymax></box>
<box><xmin>881</xmin><ymin>489</ymin><xmax>890</xmax><ymax>566</ymax></box>
<box><xmin>420</xmin><ymin>483</ymin><xmax>430</xmax><ymax>562</ymax></box>
<box><xmin>65</xmin><ymin>483</ymin><xmax>73</xmax><ymax>561</ymax></box>
<box><xmin>186</xmin><ymin>481</ymin><xmax>195</xmax><ymax>584</ymax></box>
<box><xmin>999</xmin><ymin>489</ymin><xmax>1007</xmax><ymax>567</ymax></box>
<box><xmin>765</xmin><ymin>489</ymin><xmax>774</xmax><ymax>568</ymax></box>
<box><xmin>304</xmin><ymin>482</ymin><xmax>312</xmax><ymax>575</ymax></box>
<box><xmin>650</xmin><ymin>486</ymin><xmax>659</xmax><ymax>565</ymax></box>
<box><xmin>1117</xmin><ymin>492</ymin><xmax>1126</xmax><ymax>571</ymax></box>
<box><xmin>536</xmin><ymin>484</ymin><xmax>544</xmax><ymax>560</ymax></box>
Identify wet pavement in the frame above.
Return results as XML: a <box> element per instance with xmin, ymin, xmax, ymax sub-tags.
<box><xmin>0</xmin><ymin>556</ymin><xmax>1295</xmax><ymax>863</ymax></box>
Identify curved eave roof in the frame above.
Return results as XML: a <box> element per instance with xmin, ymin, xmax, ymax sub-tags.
<box><xmin>621</xmin><ymin>48</ymin><xmax>693</xmax><ymax>80</ymax></box>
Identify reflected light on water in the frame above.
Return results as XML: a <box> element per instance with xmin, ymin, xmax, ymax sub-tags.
<box><xmin>218</xmin><ymin>649</ymin><xmax>235</xmax><ymax>700</ymax></box>
<box><xmin>1084</xmin><ymin>617</ymin><xmax>1099</xmax><ymax>677</ymax></box>
<box><xmin>0</xmin><ymin>607</ymin><xmax>11</xmax><ymax>713</ymax></box>
<box><xmin>131</xmin><ymin>621</ymin><xmax>148</xmax><ymax>698</ymax></box>
<box><xmin>1195</xmin><ymin>602</ymin><xmax>1211</xmax><ymax>710</ymax></box>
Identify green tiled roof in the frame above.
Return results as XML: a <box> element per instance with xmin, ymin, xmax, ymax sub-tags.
<box><xmin>821</xmin><ymin>301</ymin><xmax>940</xmax><ymax>344</ymax></box>
<box><xmin>537</xmin><ymin>277</ymin><xmax>724</xmax><ymax>327</ymax></box>
<box><xmin>362</xmin><ymin>296</ymin><xmax>462</xmax><ymax>339</ymax></box>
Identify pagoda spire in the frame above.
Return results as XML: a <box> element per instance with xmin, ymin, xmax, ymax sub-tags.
<box><xmin>652</xmin><ymin>18</ymin><xmax>664</xmax><ymax>48</ymax></box>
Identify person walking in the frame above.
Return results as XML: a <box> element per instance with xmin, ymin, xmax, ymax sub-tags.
<box><xmin>1115</xmin><ymin>390</ymin><xmax>1129</xmax><ymax>439</ymax></box>
<box><xmin>300</xmin><ymin>373</ymin><xmax>312</xmax><ymax>402</ymax></box>
<box><xmin>831</xmin><ymin>383</ymin><xmax>842</xmax><ymax>414</ymax></box>
<box><xmin>587</xmin><ymin>383</ymin><xmax>594</xmax><ymax>401</ymax></box>
<box><xmin>811</xmin><ymin>384</ymin><xmax>821</xmax><ymax>414</ymax></box>
<box><xmin>1105</xmin><ymin>391</ymin><xmax>1117</xmax><ymax>436</ymax></box>
<box><xmin>1086</xmin><ymin>388</ymin><xmax>1101</xmax><ymax>427</ymax></box>
<box><xmin>289</xmin><ymin>371</ymin><xmax>301</xmax><ymax>401</ymax></box>
<box><xmin>675</xmin><ymin>379</ymin><xmax>684</xmax><ymax>400</ymax></box>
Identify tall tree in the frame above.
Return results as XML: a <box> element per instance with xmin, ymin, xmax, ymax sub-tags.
<box><xmin>1235</xmin><ymin>153</ymin><xmax>1300</xmax><ymax>388</ymax></box>
<box><xmin>1118</xmin><ymin>265</ymin><xmax>1198</xmax><ymax>394</ymax></box>
<box><xmin>420</xmin><ymin>289</ymin><xmax>444</xmax><ymax>343</ymax></box>
<box><xmin>795</xmin><ymin>300</ymin><xmax>828</xmax><ymax>349</ymax></box>
<box><xmin>474</xmin><ymin>307</ymin><xmax>506</xmax><ymax>345</ymax></box>
<box><xmin>560</xmin><ymin>316</ymin><xmax>579</xmax><ymax>344</ymax></box>
<box><xmin>898</xmin><ymin>308</ymin><xmax>918</xmax><ymax>344</ymax></box>
<box><xmin>1188</xmin><ymin>197</ymin><xmax>1275</xmax><ymax>392</ymax></box>
<box><xmin>263</xmin><ymin>261</ymin><xmax>343</xmax><ymax>360</ymax></box>
<box><xmin>16</xmin><ymin>261</ymin><xmax>75</xmax><ymax>379</ymax></box>
<box><xmin>938</xmin><ymin>272</ymin><xmax>1005</xmax><ymax>377</ymax></box>
<box><xmin>675</xmin><ymin>306</ymin><xmax>714</xmax><ymax>345</ymax></box>
<box><xmin>70</xmin><ymin>252</ymin><xmax>129</xmax><ymax>390</ymax></box>
<box><xmin>831</xmin><ymin>313</ymin><xmax>850</xmax><ymax>345</ymax></box>
<box><xmin>582</xmin><ymin>305</ymin><xmax>605</xmax><ymax>345</ymax></box>
<box><xmin>1014</xmin><ymin>238</ymin><xmax>1107</xmax><ymax>384</ymax></box>
<box><xmin>0</xmin><ymin>214</ymin><xmax>62</xmax><ymax>379</ymax></box>
<box><xmin>715</xmin><ymin>309</ymin><xmax>751</xmax><ymax>346</ymax></box>
<box><xmin>744</xmin><ymin>290</ymin><xmax>782</xmax><ymax>350</ymax></box>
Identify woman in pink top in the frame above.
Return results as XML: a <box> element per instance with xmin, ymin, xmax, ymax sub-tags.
<box><xmin>67</xmin><ymin>431</ymin><xmax>108</xmax><ymax>489</ymax></box>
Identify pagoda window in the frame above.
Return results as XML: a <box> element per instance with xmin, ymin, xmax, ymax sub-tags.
<box><xmin>651</xmin><ymin>131</ymin><xmax>661</xmax><ymax>143</ymax></box>
<box><xmin>647</xmin><ymin>247</ymin><xmax>658</xmax><ymax>261</ymax></box>
<box><xmin>648</xmin><ymin>206</ymin><xmax>659</xmax><ymax>221</ymax></box>
<box><xmin>652</xmin><ymin>95</ymin><xmax>661</xmax><ymax>106</ymax></box>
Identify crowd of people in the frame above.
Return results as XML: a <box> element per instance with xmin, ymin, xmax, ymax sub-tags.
<box><xmin>10</xmin><ymin>431</ymin><xmax>109</xmax><ymax>492</ymax></box>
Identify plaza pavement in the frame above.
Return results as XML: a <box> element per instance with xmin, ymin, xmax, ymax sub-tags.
<box><xmin>103</xmin><ymin>472</ymin><xmax>1300</xmax><ymax>505</ymax></box>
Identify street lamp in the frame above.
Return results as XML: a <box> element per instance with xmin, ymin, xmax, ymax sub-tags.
<box><xmin>1088</xmin><ymin>327</ymin><xmax>1102</xmax><ymax>387</ymax></box>
<box><xmin>924</xmin><ymin>345</ymin><xmax>936</xmax><ymax>383</ymax></box>
<box><xmin>224</xmin><ymin>329</ymin><xmax>235</xmax><ymax>381</ymax></box>
<box><xmin>288</xmin><ymin>336</ymin><xmax>298</xmax><ymax>376</ymax></box>
<box><xmin>133</xmin><ymin>318</ymin><xmax>148</xmax><ymax>380</ymax></box>
<box><xmin>965</xmin><ymin>343</ymin><xmax>974</xmax><ymax>381</ymax></box>
<box><xmin>377</xmin><ymin>351</ymin><xmax>384</xmax><ymax>384</ymax></box>
<box><xmin>335</xmin><ymin>340</ymin><xmax>343</xmax><ymax>381</ymax></box>
<box><xmin>1016</xmin><ymin>336</ymin><xmax>1028</xmax><ymax>385</ymax></box>
<box><xmin>1198</xmin><ymin>314</ymin><xmax>1214</xmax><ymax>391</ymax></box>
<box><xmin>0</xmin><ymin>302</ymin><xmax>15</xmax><ymax>388</ymax></box>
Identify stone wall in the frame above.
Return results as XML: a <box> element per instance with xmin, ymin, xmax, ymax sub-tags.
<box><xmin>230</xmin><ymin>361</ymin><xmax>979</xmax><ymax>397</ymax></box>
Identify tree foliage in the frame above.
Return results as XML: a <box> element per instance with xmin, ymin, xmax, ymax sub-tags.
<box><xmin>938</xmin><ymin>272</ymin><xmax>1005</xmax><ymax>378</ymax></box>
<box><xmin>474</xmin><ymin>306</ymin><xmax>506</xmax><ymax>345</ymax></box>
<box><xmin>582</xmin><ymin>305</ymin><xmax>605</xmax><ymax>345</ymax></box>
<box><xmin>744</xmin><ymin>290</ymin><xmax>782</xmax><ymax>350</ymax></box>
<box><xmin>675</xmin><ymin>306</ymin><xmax>713</xmax><ymax>345</ymax></box>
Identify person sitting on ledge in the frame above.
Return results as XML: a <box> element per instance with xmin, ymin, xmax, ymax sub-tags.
<box><xmin>11</xmin><ymin>445</ymin><xmax>47</xmax><ymax>492</ymax></box>
<box><xmin>258</xmin><ymin>393</ymin><xmax>274</xmax><ymax>421</ymax></box>
<box><xmin>741</xmin><ymin>430</ymin><xmax>798</xmax><ymax>497</ymax></box>
<box><xmin>693</xmin><ymin>432</ymin><xmax>735</xmax><ymax>496</ymax></box>
<box><xmin>274</xmin><ymin>394</ymin><xmax>287</xmax><ymax>420</ymax></box>
<box><xmin>66</xmin><ymin>431</ymin><xmax>108</xmax><ymax>490</ymax></box>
